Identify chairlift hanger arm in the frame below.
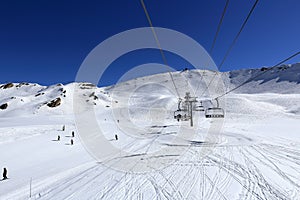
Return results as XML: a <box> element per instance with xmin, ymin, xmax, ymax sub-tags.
<box><xmin>178</xmin><ymin>98</ymin><xmax>182</xmax><ymax>110</ymax></box>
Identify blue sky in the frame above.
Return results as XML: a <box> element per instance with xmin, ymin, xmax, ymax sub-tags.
<box><xmin>0</xmin><ymin>0</ymin><xmax>299</xmax><ymax>86</ymax></box>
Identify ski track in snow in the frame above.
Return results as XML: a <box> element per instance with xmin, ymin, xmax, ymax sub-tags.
<box><xmin>2</xmin><ymin>130</ymin><xmax>300</xmax><ymax>199</ymax></box>
<box><xmin>4</xmin><ymin>138</ymin><xmax>299</xmax><ymax>200</ymax></box>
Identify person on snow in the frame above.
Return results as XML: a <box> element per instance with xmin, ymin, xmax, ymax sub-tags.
<box><xmin>71</xmin><ymin>131</ymin><xmax>75</xmax><ymax>137</ymax></box>
<box><xmin>57</xmin><ymin>135</ymin><xmax>60</xmax><ymax>141</ymax></box>
<box><xmin>115</xmin><ymin>134</ymin><xmax>118</xmax><ymax>141</ymax></box>
<box><xmin>70</xmin><ymin>139</ymin><xmax>74</xmax><ymax>145</ymax></box>
<box><xmin>2</xmin><ymin>168</ymin><xmax>7</xmax><ymax>180</ymax></box>
<box><xmin>62</xmin><ymin>125</ymin><xmax>65</xmax><ymax>131</ymax></box>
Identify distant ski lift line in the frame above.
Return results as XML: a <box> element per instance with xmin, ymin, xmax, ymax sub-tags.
<box><xmin>139</xmin><ymin>1</ymin><xmax>298</xmax><ymax>114</ymax></box>
<box><xmin>174</xmin><ymin>51</ymin><xmax>299</xmax><ymax>125</ymax></box>
<box><xmin>174</xmin><ymin>92</ymin><xmax>224</xmax><ymax>126</ymax></box>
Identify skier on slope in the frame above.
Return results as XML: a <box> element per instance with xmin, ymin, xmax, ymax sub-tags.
<box><xmin>2</xmin><ymin>168</ymin><xmax>7</xmax><ymax>180</ymax></box>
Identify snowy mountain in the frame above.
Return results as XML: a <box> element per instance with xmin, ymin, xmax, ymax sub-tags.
<box><xmin>1</xmin><ymin>63</ymin><xmax>299</xmax><ymax>117</ymax></box>
<box><xmin>0</xmin><ymin>63</ymin><xmax>300</xmax><ymax>199</ymax></box>
<box><xmin>226</xmin><ymin>62</ymin><xmax>300</xmax><ymax>94</ymax></box>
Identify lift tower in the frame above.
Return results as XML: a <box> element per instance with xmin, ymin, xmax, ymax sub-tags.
<box><xmin>173</xmin><ymin>92</ymin><xmax>198</xmax><ymax>127</ymax></box>
<box><xmin>184</xmin><ymin>92</ymin><xmax>197</xmax><ymax>127</ymax></box>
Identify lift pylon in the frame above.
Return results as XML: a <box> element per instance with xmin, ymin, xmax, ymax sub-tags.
<box><xmin>174</xmin><ymin>92</ymin><xmax>199</xmax><ymax>127</ymax></box>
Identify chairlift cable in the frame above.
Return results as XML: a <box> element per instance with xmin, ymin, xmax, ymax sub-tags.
<box><xmin>210</xmin><ymin>0</ymin><xmax>230</xmax><ymax>54</ymax></box>
<box><xmin>194</xmin><ymin>0</ymin><xmax>230</xmax><ymax>96</ymax></box>
<box><xmin>218</xmin><ymin>0</ymin><xmax>259</xmax><ymax>69</ymax></box>
<box><xmin>199</xmin><ymin>0</ymin><xmax>259</xmax><ymax>97</ymax></box>
<box><xmin>140</xmin><ymin>0</ymin><xmax>181</xmax><ymax>98</ymax></box>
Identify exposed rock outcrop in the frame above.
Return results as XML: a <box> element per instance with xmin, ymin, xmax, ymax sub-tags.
<box><xmin>1</xmin><ymin>83</ymin><xmax>14</xmax><ymax>89</ymax></box>
<box><xmin>0</xmin><ymin>103</ymin><xmax>8</xmax><ymax>110</ymax></box>
<box><xmin>47</xmin><ymin>98</ymin><xmax>61</xmax><ymax>108</ymax></box>
<box><xmin>16</xmin><ymin>82</ymin><xmax>29</xmax><ymax>88</ymax></box>
<box><xmin>35</xmin><ymin>92</ymin><xmax>45</xmax><ymax>97</ymax></box>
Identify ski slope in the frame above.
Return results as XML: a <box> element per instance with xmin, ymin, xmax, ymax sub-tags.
<box><xmin>0</xmin><ymin>63</ymin><xmax>300</xmax><ymax>199</ymax></box>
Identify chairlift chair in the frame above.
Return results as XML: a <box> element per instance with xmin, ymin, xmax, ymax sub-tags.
<box><xmin>205</xmin><ymin>98</ymin><xmax>225</xmax><ymax>118</ymax></box>
<box><xmin>174</xmin><ymin>110</ymin><xmax>190</xmax><ymax>121</ymax></box>
<box><xmin>205</xmin><ymin>107</ymin><xmax>224</xmax><ymax>118</ymax></box>
<box><xmin>179</xmin><ymin>98</ymin><xmax>188</xmax><ymax>111</ymax></box>
<box><xmin>174</xmin><ymin>98</ymin><xmax>190</xmax><ymax>121</ymax></box>
<box><xmin>194</xmin><ymin>101</ymin><xmax>205</xmax><ymax>111</ymax></box>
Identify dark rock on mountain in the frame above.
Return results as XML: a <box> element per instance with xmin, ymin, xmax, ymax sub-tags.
<box><xmin>0</xmin><ymin>103</ymin><xmax>8</xmax><ymax>110</ymax></box>
<box><xmin>47</xmin><ymin>98</ymin><xmax>61</xmax><ymax>108</ymax></box>
<box><xmin>1</xmin><ymin>83</ymin><xmax>14</xmax><ymax>89</ymax></box>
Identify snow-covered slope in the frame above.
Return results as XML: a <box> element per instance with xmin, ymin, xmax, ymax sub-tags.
<box><xmin>0</xmin><ymin>63</ymin><xmax>300</xmax><ymax>200</ymax></box>
<box><xmin>226</xmin><ymin>63</ymin><xmax>300</xmax><ymax>94</ymax></box>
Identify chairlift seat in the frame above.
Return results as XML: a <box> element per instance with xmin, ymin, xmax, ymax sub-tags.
<box><xmin>205</xmin><ymin>107</ymin><xmax>224</xmax><ymax>118</ymax></box>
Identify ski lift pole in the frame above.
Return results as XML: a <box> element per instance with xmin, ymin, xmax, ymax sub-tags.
<box><xmin>29</xmin><ymin>177</ymin><xmax>32</xmax><ymax>198</ymax></box>
<box><xmin>190</xmin><ymin>101</ymin><xmax>193</xmax><ymax>127</ymax></box>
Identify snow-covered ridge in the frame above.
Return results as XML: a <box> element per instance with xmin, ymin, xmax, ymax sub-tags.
<box><xmin>0</xmin><ymin>63</ymin><xmax>299</xmax><ymax>117</ymax></box>
<box><xmin>226</xmin><ymin>62</ymin><xmax>300</xmax><ymax>93</ymax></box>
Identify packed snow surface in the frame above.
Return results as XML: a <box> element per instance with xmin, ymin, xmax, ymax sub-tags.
<box><xmin>0</xmin><ymin>63</ymin><xmax>300</xmax><ymax>199</ymax></box>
